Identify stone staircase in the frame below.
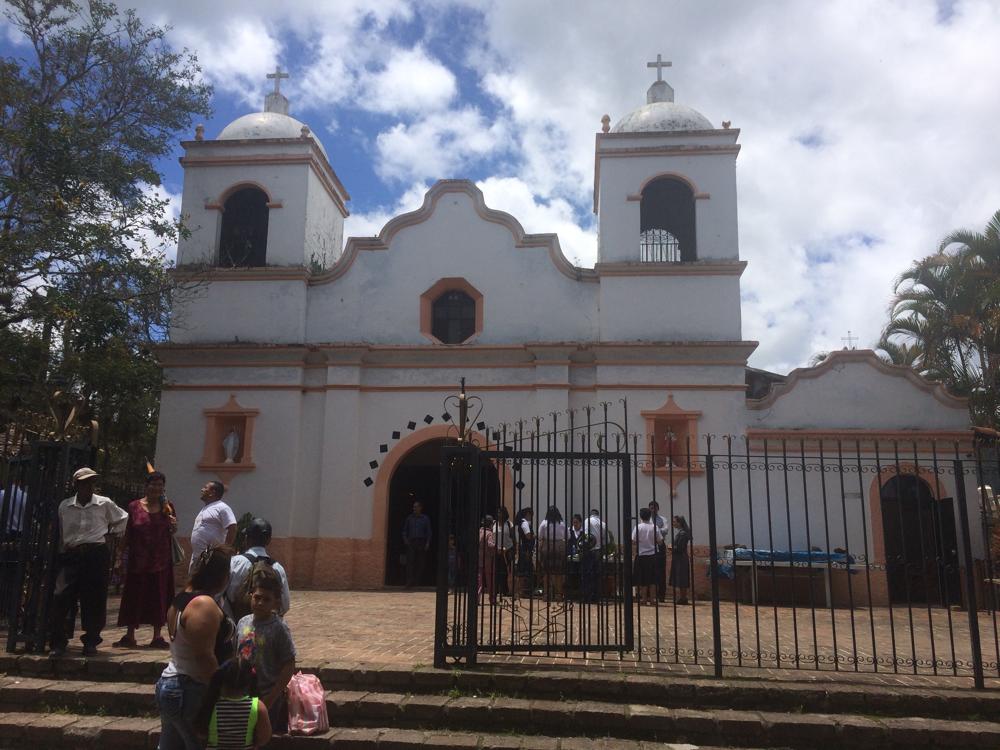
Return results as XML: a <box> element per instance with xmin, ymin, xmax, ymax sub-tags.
<box><xmin>2</xmin><ymin>654</ymin><xmax>1000</xmax><ymax>749</ymax></box>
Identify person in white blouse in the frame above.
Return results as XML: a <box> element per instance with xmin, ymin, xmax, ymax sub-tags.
<box><xmin>537</xmin><ymin>505</ymin><xmax>568</xmax><ymax>600</ymax></box>
<box><xmin>580</xmin><ymin>509</ymin><xmax>607</xmax><ymax>602</ymax></box>
<box><xmin>632</xmin><ymin>507</ymin><xmax>663</xmax><ymax>606</ymax></box>
<box><xmin>49</xmin><ymin>467</ymin><xmax>128</xmax><ymax>657</ymax></box>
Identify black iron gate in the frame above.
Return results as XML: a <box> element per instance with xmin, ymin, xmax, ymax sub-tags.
<box><xmin>1</xmin><ymin>437</ymin><xmax>94</xmax><ymax>652</ymax></box>
<box><xmin>434</xmin><ymin>443</ymin><xmax>633</xmax><ymax>666</ymax></box>
<box><xmin>430</xmin><ymin>400</ymin><xmax>1000</xmax><ymax>689</ymax></box>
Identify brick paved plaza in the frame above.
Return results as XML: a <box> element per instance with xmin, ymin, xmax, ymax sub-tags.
<box><xmin>80</xmin><ymin>590</ymin><xmax>1000</xmax><ymax>689</ymax></box>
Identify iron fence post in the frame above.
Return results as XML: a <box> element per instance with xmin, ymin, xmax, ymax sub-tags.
<box><xmin>705</xmin><ymin>451</ymin><xmax>723</xmax><ymax>678</ymax></box>
<box><xmin>953</xmin><ymin>459</ymin><xmax>985</xmax><ymax>689</ymax></box>
<box><xmin>464</xmin><ymin>447</ymin><xmax>481</xmax><ymax>666</ymax></box>
<box><xmin>621</xmin><ymin>456</ymin><xmax>634</xmax><ymax>653</ymax></box>
<box><xmin>433</xmin><ymin>447</ymin><xmax>455</xmax><ymax>668</ymax></box>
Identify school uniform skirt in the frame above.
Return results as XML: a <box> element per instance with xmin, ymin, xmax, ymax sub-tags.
<box><xmin>633</xmin><ymin>554</ymin><xmax>657</xmax><ymax>586</ymax></box>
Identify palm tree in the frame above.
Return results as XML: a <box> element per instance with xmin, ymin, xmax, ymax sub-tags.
<box><xmin>882</xmin><ymin>210</ymin><xmax>1000</xmax><ymax>426</ymax></box>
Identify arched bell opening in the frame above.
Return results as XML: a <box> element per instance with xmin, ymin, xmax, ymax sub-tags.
<box><xmin>640</xmin><ymin>177</ymin><xmax>696</xmax><ymax>262</ymax></box>
<box><xmin>218</xmin><ymin>186</ymin><xmax>270</xmax><ymax>267</ymax></box>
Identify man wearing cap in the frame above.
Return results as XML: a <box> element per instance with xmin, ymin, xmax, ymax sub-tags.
<box><xmin>49</xmin><ymin>467</ymin><xmax>128</xmax><ymax>657</ymax></box>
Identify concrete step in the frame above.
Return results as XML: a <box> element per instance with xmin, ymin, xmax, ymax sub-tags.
<box><xmin>2</xmin><ymin>677</ymin><xmax>1000</xmax><ymax>749</ymax></box>
<box><xmin>0</xmin><ymin>712</ymin><xmax>739</xmax><ymax>750</ymax></box>
<box><xmin>3</xmin><ymin>653</ymin><xmax>999</xmax><ymax>722</ymax></box>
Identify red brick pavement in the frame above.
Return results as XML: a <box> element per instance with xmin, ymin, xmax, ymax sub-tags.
<box><xmin>33</xmin><ymin>590</ymin><xmax>1000</xmax><ymax>689</ymax></box>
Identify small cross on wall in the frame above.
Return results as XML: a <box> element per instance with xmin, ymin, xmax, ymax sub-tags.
<box><xmin>267</xmin><ymin>66</ymin><xmax>290</xmax><ymax>95</ymax></box>
<box><xmin>647</xmin><ymin>53</ymin><xmax>672</xmax><ymax>82</ymax></box>
<box><xmin>842</xmin><ymin>330</ymin><xmax>859</xmax><ymax>350</ymax></box>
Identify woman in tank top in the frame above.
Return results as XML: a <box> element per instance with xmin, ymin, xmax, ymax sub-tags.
<box><xmin>155</xmin><ymin>545</ymin><xmax>235</xmax><ymax>750</ymax></box>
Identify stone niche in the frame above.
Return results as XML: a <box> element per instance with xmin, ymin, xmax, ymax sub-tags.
<box><xmin>198</xmin><ymin>394</ymin><xmax>259</xmax><ymax>482</ymax></box>
<box><xmin>640</xmin><ymin>394</ymin><xmax>704</xmax><ymax>490</ymax></box>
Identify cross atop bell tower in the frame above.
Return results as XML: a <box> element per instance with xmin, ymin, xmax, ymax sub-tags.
<box><xmin>264</xmin><ymin>66</ymin><xmax>290</xmax><ymax>115</ymax></box>
<box><xmin>645</xmin><ymin>54</ymin><xmax>674</xmax><ymax>103</ymax></box>
<box><xmin>647</xmin><ymin>54</ymin><xmax>672</xmax><ymax>82</ymax></box>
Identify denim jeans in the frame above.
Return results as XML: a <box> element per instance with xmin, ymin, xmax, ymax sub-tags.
<box><xmin>155</xmin><ymin>674</ymin><xmax>207</xmax><ymax>750</ymax></box>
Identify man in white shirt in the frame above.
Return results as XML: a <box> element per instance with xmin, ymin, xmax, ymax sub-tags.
<box><xmin>223</xmin><ymin>517</ymin><xmax>290</xmax><ymax>620</ymax></box>
<box><xmin>580</xmin><ymin>509</ymin><xmax>607</xmax><ymax>602</ymax></box>
<box><xmin>189</xmin><ymin>480</ymin><xmax>237</xmax><ymax>572</ymax></box>
<box><xmin>583</xmin><ymin>509</ymin><xmax>608</xmax><ymax>550</ymax></box>
<box><xmin>48</xmin><ymin>467</ymin><xmax>128</xmax><ymax>657</ymax></box>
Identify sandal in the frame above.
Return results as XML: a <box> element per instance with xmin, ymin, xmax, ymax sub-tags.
<box><xmin>148</xmin><ymin>637</ymin><xmax>170</xmax><ymax>649</ymax></box>
<box><xmin>112</xmin><ymin>636</ymin><xmax>137</xmax><ymax>648</ymax></box>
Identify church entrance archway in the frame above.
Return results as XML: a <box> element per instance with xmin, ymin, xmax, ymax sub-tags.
<box><xmin>879</xmin><ymin>474</ymin><xmax>960</xmax><ymax>606</ymax></box>
<box><xmin>384</xmin><ymin>438</ymin><xmax>500</xmax><ymax>587</ymax></box>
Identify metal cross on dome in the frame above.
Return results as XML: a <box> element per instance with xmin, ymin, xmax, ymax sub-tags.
<box><xmin>842</xmin><ymin>330</ymin><xmax>859</xmax><ymax>350</ymax></box>
<box><xmin>647</xmin><ymin>54</ymin><xmax>672</xmax><ymax>82</ymax></box>
<box><xmin>267</xmin><ymin>66</ymin><xmax>289</xmax><ymax>95</ymax></box>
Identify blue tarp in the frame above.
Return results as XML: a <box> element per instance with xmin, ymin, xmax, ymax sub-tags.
<box><xmin>717</xmin><ymin>548</ymin><xmax>856</xmax><ymax>579</ymax></box>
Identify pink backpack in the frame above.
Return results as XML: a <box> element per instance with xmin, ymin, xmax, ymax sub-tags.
<box><xmin>287</xmin><ymin>671</ymin><xmax>329</xmax><ymax>735</ymax></box>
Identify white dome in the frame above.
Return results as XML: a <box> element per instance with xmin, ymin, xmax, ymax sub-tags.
<box><xmin>218</xmin><ymin>111</ymin><xmax>328</xmax><ymax>159</ymax></box>
<box><xmin>612</xmin><ymin>101</ymin><xmax>713</xmax><ymax>133</ymax></box>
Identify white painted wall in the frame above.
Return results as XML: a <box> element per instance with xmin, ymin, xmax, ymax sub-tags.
<box><xmin>305</xmin><ymin>189</ymin><xmax>599</xmax><ymax>345</ymax></box>
<box><xmin>747</xmin><ymin>356</ymin><xmax>969</xmax><ymax>431</ymax></box>
<box><xmin>598</xmin><ymin>276</ymin><xmax>743</xmax><ymax>341</ymax></box>
<box><xmin>170</xmin><ymin>280</ymin><xmax>307</xmax><ymax>344</ymax></box>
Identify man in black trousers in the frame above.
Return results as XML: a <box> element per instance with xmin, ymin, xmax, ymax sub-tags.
<box><xmin>401</xmin><ymin>500</ymin><xmax>432</xmax><ymax>588</ymax></box>
<box><xmin>48</xmin><ymin>467</ymin><xmax>128</xmax><ymax>657</ymax></box>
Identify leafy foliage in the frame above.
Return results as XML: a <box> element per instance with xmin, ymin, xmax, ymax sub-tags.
<box><xmin>881</xmin><ymin>209</ymin><xmax>1000</xmax><ymax>426</ymax></box>
<box><xmin>0</xmin><ymin>0</ymin><xmax>212</xmax><ymax>479</ymax></box>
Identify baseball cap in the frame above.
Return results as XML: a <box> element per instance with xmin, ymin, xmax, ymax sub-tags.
<box><xmin>73</xmin><ymin>467</ymin><xmax>99</xmax><ymax>482</ymax></box>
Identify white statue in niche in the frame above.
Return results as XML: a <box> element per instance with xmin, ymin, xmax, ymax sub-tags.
<box><xmin>222</xmin><ymin>428</ymin><xmax>241</xmax><ymax>464</ymax></box>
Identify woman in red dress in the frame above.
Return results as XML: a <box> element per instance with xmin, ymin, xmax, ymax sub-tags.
<box><xmin>113</xmin><ymin>471</ymin><xmax>176</xmax><ymax>648</ymax></box>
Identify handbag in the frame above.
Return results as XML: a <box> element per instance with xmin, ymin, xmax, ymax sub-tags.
<box><xmin>171</xmin><ymin>535</ymin><xmax>186</xmax><ymax>565</ymax></box>
<box><xmin>165</xmin><ymin>500</ymin><xmax>185</xmax><ymax>564</ymax></box>
<box><xmin>287</xmin><ymin>671</ymin><xmax>329</xmax><ymax>735</ymax></box>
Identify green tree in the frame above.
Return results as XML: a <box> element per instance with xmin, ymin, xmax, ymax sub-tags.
<box><xmin>882</xmin><ymin>210</ymin><xmax>1000</xmax><ymax>427</ymax></box>
<box><xmin>0</xmin><ymin>0</ymin><xmax>212</xmax><ymax>478</ymax></box>
<box><xmin>1</xmin><ymin>0</ymin><xmax>210</xmax><ymax>331</ymax></box>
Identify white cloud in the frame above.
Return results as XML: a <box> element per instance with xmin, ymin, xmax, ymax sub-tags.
<box><xmin>375</xmin><ymin>107</ymin><xmax>510</xmax><ymax>182</ymax></box>
<box><xmin>171</xmin><ymin>19</ymin><xmax>283</xmax><ymax>107</ymax></box>
<box><xmin>361</xmin><ymin>46</ymin><xmax>457</xmax><ymax>113</ymax></box>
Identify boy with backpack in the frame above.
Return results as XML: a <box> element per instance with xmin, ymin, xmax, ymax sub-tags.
<box><xmin>235</xmin><ymin>573</ymin><xmax>297</xmax><ymax>735</ymax></box>
<box><xmin>224</xmin><ymin>518</ymin><xmax>290</xmax><ymax>621</ymax></box>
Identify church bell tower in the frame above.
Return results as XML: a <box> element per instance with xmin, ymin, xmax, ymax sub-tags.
<box><xmin>175</xmin><ymin>68</ymin><xmax>350</xmax><ymax>271</ymax></box>
<box><xmin>595</xmin><ymin>56</ymin><xmax>740</xmax><ymax>265</ymax></box>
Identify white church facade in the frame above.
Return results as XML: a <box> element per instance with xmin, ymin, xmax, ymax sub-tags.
<box><xmin>156</xmin><ymin>63</ymin><xmax>976</xmax><ymax>600</ymax></box>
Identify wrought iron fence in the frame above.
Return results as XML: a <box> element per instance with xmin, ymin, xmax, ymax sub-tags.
<box><xmin>1</xmin><ymin>432</ymin><xmax>96</xmax><ymax>652</ymax></box>
<box><xmin>434</xmin><ymin>410</ymin><xmax>1000</xmax><ymax>688</ymax></box>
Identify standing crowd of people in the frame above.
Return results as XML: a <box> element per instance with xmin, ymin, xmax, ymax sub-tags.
<box><xmin>47</xmin><ymin>467</ymin><xmax>296</xmax><ymax>750</ymax></box>
<box><xmin>435</xmin><ymin>497</ymin><xmax>693</xmax><ymax>606</ymax></box>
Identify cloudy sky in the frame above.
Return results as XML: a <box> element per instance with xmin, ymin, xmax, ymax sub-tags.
<box><xmin>7</xmin><ymin>0</ymin><xmax>1000</xmax><ymax>373</ymax></box>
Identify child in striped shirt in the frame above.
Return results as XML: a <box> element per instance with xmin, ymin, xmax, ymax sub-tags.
<box><xmin>195</xmin><ymin>657</ymin><xmax>272</xmax><ymax>750</ymax></box>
